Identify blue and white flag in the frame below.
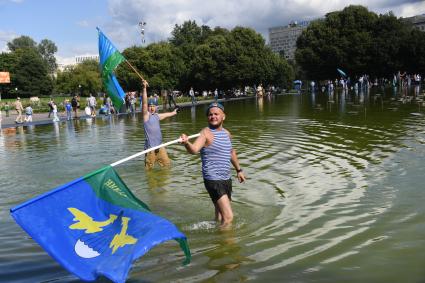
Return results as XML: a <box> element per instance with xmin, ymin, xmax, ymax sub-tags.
<box><xmin>10</xmin><ymin>166</ymin><xmax>191</xmax><ymax>283</ymax></box>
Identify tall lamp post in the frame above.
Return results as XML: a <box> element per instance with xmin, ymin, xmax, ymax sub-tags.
<box><xmin>78</xmin><ymin>84</ymin><xmax>82</xmax><ymax>97</ymax></box>
<box><xmin>138</xmin><ymin>21</ymin><xmax>146</xmax><ymax>44</ymax></box>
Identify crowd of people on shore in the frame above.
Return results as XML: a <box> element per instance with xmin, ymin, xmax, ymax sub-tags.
<box><xmin>308</xmin><ymin>71</ymin><xmax>423</xmax><ymax>94</ymax></box>
<box><xmin>3</xmin><ymin>70</ymin><xmax>421</xmax><ymax>126</ymax></box>
<box><xmin>1</xmin><ymin>84</ymin><xmax>273</xmax><ymax>125</ymax></box>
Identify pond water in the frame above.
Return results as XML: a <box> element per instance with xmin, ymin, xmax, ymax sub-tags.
<box><xmin>1</xmin><ymin>86</ymin><xmax>424</xmax><ymax>282</ymax></box>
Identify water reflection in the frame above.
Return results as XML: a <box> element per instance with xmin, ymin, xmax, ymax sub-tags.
<box><xmin>257</xmin><ymin>97</ymin><xmax>263</xmax><ymax>113</ymax></box>
<box><xmin>85</xmin><ymin>117</ymin><xmax>93</xmax><ymax>125</ymax></box>
<box><xmin>204</xmin><ymin>228</ymin><xmax>250</xmax><ymax>281</ymax></box>
<box><xmin>146</xmin><ymin>167</ymin><xmax>171</xmax><ymax>191</ymax></box>
<box><xmin>340</xmin><ymin>88</ymin><xmax>346</xmax><ymax>113</ymax></box>
<box><xmin>191</xmin><ymin>105</ymin><xmax>196</xmax><ymax>121</ymax></box>
<box><xmin>414</xmin><ymin>84</ymin><xmax>420</xmax><ymax>97</ymax></box>
<box><xmin>311</xmin><ymin>91</ymin><xmax>316</xmax><ymax>108</ymax></box>
<box><xmin>53</xmin><ymin>121</ymin><xmax>60</xmax><ymax>142</ymax></box>
<box><xmin>25</xmin><ymin>124</ymin><xmax>35</xmax><ymax>134</ymax></box>
<box><xmin>1</xmin><ymin>86</ymin><xmax>425</xmax><ymax>283</ymax></box>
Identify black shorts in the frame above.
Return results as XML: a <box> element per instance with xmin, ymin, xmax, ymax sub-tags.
<box><xmin>203</xmin><ymin>179</ymin><xmax>232</xmax><ymax>203</ymax></box>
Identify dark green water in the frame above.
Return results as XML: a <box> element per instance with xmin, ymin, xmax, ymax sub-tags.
<box><xmin>1</xmin><ymin>87</ymin><xmax>424</xmax><ymax>282</ymax></box>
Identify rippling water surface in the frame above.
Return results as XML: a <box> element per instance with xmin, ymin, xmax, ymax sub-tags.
<box><xmin>1</xmin><ymin>88</ymin><xmax>424</xmax><ymax>282</ymax></box>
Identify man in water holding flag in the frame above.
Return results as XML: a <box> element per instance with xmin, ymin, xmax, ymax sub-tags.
<box><xmin>180</xmin><ymin>102</ymin><xmax>246</xmax><ymax>227</ymax></box>
<box><xmin>142</xmin><ymin>80</ymin><xmax>179</xmax><ymax>169</ymax></box>
<box><xmin>10</xmin><ymin>29</ymin><xmax>192</xmax><ymax>283</ymax></box>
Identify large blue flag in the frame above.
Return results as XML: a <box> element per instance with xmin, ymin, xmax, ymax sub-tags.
<box><xmin>10</xmin><ymin>166</ymin><xmax>191</xmax><ymax>283</ymax></box>
<box><xmin>98</xmin><ymin>27</ymin><xmax>127</xmax><ymax>110</ymax></box>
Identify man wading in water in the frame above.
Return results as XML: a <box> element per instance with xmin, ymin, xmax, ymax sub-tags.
<box><xmin>180</xmin><ymin>102</ymin><xmax>246</xmax><ymax>227</ymax></box>
<box><xmin>142</xmin><ymin>80</ymin><xmax>179</xmax><ymax>169</ymax></box>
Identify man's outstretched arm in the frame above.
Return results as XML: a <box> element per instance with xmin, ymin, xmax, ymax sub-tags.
<box><xmin>180</xmin><ymin>128</ymin><xmax>208</xmax><ymax>154</ymax></box>
<box><xmin>158</xmin><ymin>108</ymin><xmax>178</xmax><ymax>120</ymax></box>
<box><xmin>142</xmin><ymin>80</ymin><xmax>149</xmax><ymax>121</ymax></box>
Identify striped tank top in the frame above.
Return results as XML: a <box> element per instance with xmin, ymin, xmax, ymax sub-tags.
<box><xmin>143</xmin><ymin>113</ymin><xmax>162</xmax><ymax>149</ymax></box>
<box><xmin>200</xmin><ymin>128</ymin><xmax>232</xmax><ymax>180</ymax></box>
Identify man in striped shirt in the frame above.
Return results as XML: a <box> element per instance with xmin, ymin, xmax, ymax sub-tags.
<box><xmin>180</xmin><ymin>102</ymin><xmax>246</xmax><ymax>227</ymax></box>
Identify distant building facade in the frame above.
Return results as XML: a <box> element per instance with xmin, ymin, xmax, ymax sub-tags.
<box><xmin>75</xmin><ymin>55</ymin><xmax>99</xmax><ymax>64</ymax></box>
<box><xmin>403</xmin><ymin>14</ymin><xmax>425</xmax><ymax>31</ymax></box>
<box><xmin>268</xmin><ymin>20</ymin><xmax>310</xmax><ymax>60</ymax></box>
<box><xmin>55</xmin><ymin>55</ymin><xmax>99</xmax><ymax>74</ymax></box>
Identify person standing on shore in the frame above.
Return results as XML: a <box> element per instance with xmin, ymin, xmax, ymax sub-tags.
<box><xmin>52</xmin><ymin>101</ymin><xmax>60</xmax><ymax>122</ymax></box>
<box><xmin>4</xmin><ymin>102</ymin><xmax>10</xmax><ymax>117</ymax></box>
<box><xmin>24</xmin><ymin>104</ymin><xmax>33</xmax><ymax>123</ymax></box>
<box><xmin>71</xmin><ymin>95</ymin><xmax>79</xmax><ymax>119</ymax></box>
<box><xmin>65</xmin><ymin>99</ymin><xmax>72</xmax><ymax>121</ymax></box>
<box><xmin>47</xmin><ymin>99</ymin><xmax>54</xmax><ymax>118</ymax></box>
<box><xmin>167</xmin><ymin>89</ymin><xmax>177</xmax><ymax>109</ymax></box>
<box><xmin>180</xmin><ymin>102</ymin><xmax>246</xmax><ymax>227</ymax></box>
<box><xmin>88</xmin><ymin>94</ymin><xmax>97</xmax><ymax>117</ymax></box>
<box><xmin>14</xmin><ymin>97</ymin><xmax>24</xmax><ymax>123</ymax></box>
<box><xmin>256</xmin><ymin>84</ymin><xmax>264</xmax><ymax>97</ymax></box>
<box><xmin>189</xmin><ymin>87</ymin><xmax>196</xmax><ymax>105</ymax></box>
<box><xmin>142</xmin><ymin>80</ymin><xmax>179</xmax><ymax>169</ymax></box>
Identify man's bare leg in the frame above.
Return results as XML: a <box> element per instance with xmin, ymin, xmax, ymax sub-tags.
<box><xmin>214</xmin><ymin>203</ymin><xmax>222</xmax><ymax>222</ymax></box>
<box><xmin>216</xmin><ymin>195</ymin><xmax>233</xmax><ymax>227</ymax></box>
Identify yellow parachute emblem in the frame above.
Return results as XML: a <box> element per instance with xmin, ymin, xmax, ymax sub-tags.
<box><xmin>68</xmin><ymin>208</ymin><xmax>117</xmax><ymax>233</ymax></box>
<box><xmin>68</xmin><ymin>207</ymin><xmax>138</xmax><ymax>254</ymax></box>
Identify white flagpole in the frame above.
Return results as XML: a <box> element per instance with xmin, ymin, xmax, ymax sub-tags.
<box><xmin>110</xmin><ymin>133</ymin><xmax>200</xmax><ymax>167</ymax></box>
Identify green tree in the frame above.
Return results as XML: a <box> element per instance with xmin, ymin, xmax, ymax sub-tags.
<box><xmin>118</xmin><ymin>45</ymin><xmax>147</xmax><ymax>92</ymax></box>
<box><xmin>3</xmin><ymin>35</ymin><xmax>59</xmax><ymax>97</ymax></box>
<box><xmin>38</xmin><ymin>39</ymin><xmax>58</xmax><ymax>75</ymax></box>
<box><xmin>55</xmin><ymin>60</ymin><xmax>101</xmax><ymax>96</ymax></box>
<box><xmin>401</xmin><ymin>28</ymin><xmax>425</xmax><ymax>74</ymax></box>
<box><xmin>226</xmin><ymin>27</ymin><xmax>266</xmax><ymax>87</ymax></box>
<box><xmin>113</xmin><ymin>20</ymin><xmax>293</xmax><ymax>93</ymax></box>
<box><xmin>7</xmin><ymin>35</ymin><xmax>37</xmax><ymax>52</ymax></box>
<box><xmin>295</xmin><ymin>5</ymin><xmax>425</xmax><ymax>79</ymax></box>
<box><xmin>0</xmin><ymin>52</ymin><xmax>18</xmax><ymax>98</ymax></box>
<box><xmin>119</xmin><ymin>42</ymin><xmax>186</xmax><ymax>92</ymax></box>
<box><xmin>191</xmin><ymin>34</ymin><xmax>230</xmax><ymax>90</ymax></box>
<box><xmin>296</xmin><ymin>6</ymin><xmax>377</xmax><ymax>79</ymax></box>
<box><xmin>13</xmin><ymin>48</ymin><xmax>53</xmax><ymax>97</ymax></box>
<box><xmin>170</xmin><ymin>20</ymin><xmax>214</xmax><ymax>90</ymax></box>
<box><xmin>55</xmin><ymin>67</ymin><xmax>74</xmax><ymax>95</ymax></box>
<box><xmin>191</xmin><ymin>26</ymin><xmax>293</xmax><ymax>90</ymax></box>
<box><xmin>170</xmin><ymin>20</ymin><xmax>208</xmax><ymax>46</ymax></box>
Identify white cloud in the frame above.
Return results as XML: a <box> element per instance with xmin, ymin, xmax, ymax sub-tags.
<box><xmin>0</xmin><ymin>30</ymin><xmax>18</xmax><ymax>52</ymax></box>
<box><xmin>77</xmin><ymin>20</ymin><xmax>90</xmax><ymax>28</ymax></box>
<box><xmin>56</xmin><ymin>44</ymin><xmax>98</xmax><ymax>66</ymax></box>
<box><xmin>104</xmin><ymin>0</ymin><xmax>425</xmax><ymax>45</ymax></box>
<box><xmin>56</xmin><ymin>55</ymin><xmax>76</xmax><ymax>66</ymax></box>
<box><xmin>395</xmin><ymin>2</ymin><xmax>425</xmax><ymax>17</ymax></box>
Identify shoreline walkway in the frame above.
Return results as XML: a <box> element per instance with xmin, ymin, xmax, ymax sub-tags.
<box><xmin>0</xmin><ymin>96</ymin><xmax>253</xmax><ymax>129</ymax></box>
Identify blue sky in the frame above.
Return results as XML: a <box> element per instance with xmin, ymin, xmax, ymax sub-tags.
<box><xmin>1</xmin><ymin>0</ymin><xmax>424</xmax><ymax>65</ymax></box>
<box><xmin>0</xmin><ymin>0</ymin><xmax>112</xmax><ymax>64</ymax></box>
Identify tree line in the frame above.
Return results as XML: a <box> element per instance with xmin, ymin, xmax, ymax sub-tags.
<box><xmin>0</xmin><ymin>21</ymin><xmax>294</xmax><ymax>98</ymax></box>
<box><xmin>0</xmin><ymin>36</ymin><xmax>57</xmax><ymax>98</ymax></box>
<box><xmin>2</xmin><ymin>5</ymin><xmax>424</xmax><ymax>99</ymax></box>
<box><xmin>295</xmin><ymin>5</ymin><xmax>425</xmax><ymax>80</ymax></box>
<box><xmin>117</xmin><ymin>21</ymin><xmax>294</xmax><ymax>94</ymax></box>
